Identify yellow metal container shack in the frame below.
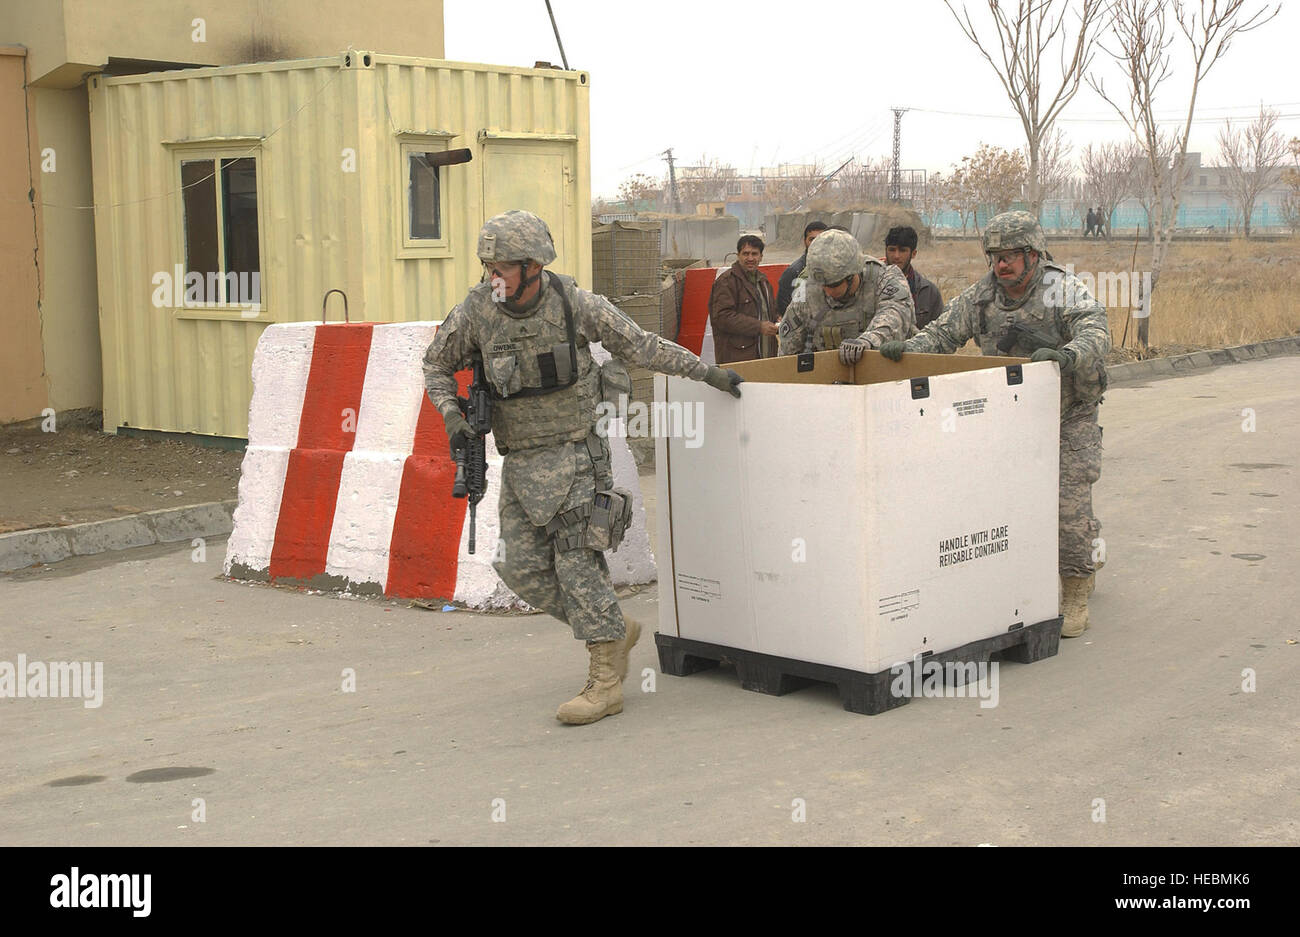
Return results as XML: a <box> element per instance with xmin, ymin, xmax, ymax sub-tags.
<box><xmin>88</xmin><ymin>51</ymin><xmax>591</xmax><ymax>438</ymax></box>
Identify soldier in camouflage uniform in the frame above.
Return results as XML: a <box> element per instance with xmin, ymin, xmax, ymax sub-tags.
<box><xmin>422</xmin><ymin>210</ymin><xmax>743</xmax><ymax>725</ymax></box>
<box><xmin>880</xmin><ymin>211</ymin><xmax>1111</xmax><ymax>639</ymax></box>
<box><xmin>777</xmin><ymin>228</ymin><xmax>917</xmax><ymax>364</ymax></box>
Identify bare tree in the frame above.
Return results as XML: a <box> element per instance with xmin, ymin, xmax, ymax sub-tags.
<box><xmin>835</xmin><ymin>156</ymin><xmax>894</xmax><ymax>205</ymax></box>
<box><xmin>1079</xmin><ymin>139</ymin><xmax>1139</xmax><ymax>239</ymax></box>
<box><xmin>1126</xmin><ymin>130</ymin><xmax>1183</xmax><ymax>240</ymax></box>
<box><xmin>945</xmin><ymin>0</ymin><xmax>1108</xmax><ymax>217</ymax></box>
<box><xmin>762</xmin><ymin>161</ymin><xmax>826</xmax><ymax>211</ymax></box>
<box><xmin>617</xmin><ymin>172</ymin><xmax>663</xmax><ymax>212</ymax></box>
<box><xmin>919</xmin><ymin>170</ymin><xmax>945</xmax><ymax>229</ymax></box>
<box><xmin>962</xmin><ymin>143</ymin><xmax>1028</xmax><ymax>230</ymax></box>
<box><xmin>939</xmin><ymin>165</ymin><xmax>979</xmax><ymax>235</ymax></box>
<box><xmin>1282</xmin><ymin>137</ymin><xmax>1300</xmax><ymax>235</ymax></box>
<box><xmin>1035</xmin><ymin>126</ymin><xmax>1076</xmax><ymax>203</ymax></box>
<box><xmin>1216</xmin><ymin>105</ymin><xmax>1289</xmax><ymax>237</ymax></box>
<box><xmin>676</xmin><ymin>157</ymin><xmax>737</xmax><ymax>212</ymax></box>
<box><xmin>1089</xmin><ymin>0</ymin><xmax>1278</xmax><ymax>348</ymax></box>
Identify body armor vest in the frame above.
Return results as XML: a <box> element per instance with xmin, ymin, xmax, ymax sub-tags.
<box><xmin>800</xmin><ymin>261</ymin><xmax>885</xmax><ymax>353</ymax></box>
<box><xmin>474</xmin><ymin>274</ymin><xmax>602</xmax><ymax>451</ymax></box>
<box><xmin>971</xmin><ymin>262</ymin><xmax>1107</xmax><ymax>418</ymax></box>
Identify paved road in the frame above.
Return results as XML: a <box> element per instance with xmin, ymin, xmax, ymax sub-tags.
<box><xmin>2</xmin><ymin>358</ymin><xmax>1297</xmax><ymax>845</ymax></box>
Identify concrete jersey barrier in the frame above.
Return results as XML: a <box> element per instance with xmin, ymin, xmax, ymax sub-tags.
<box><xmin>223</xmin><ymin>321</ymin><xmax>655</xmax><ymax>607</ymax></box>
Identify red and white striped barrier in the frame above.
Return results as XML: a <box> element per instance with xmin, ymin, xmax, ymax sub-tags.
<box><xmin>675</xmin><ymin>263</ymin><xmax>787</xmax><ymax>364</ymax></box>
<box><xmin>223</xmin><ymin>322</ymin><xmax>655</xmax><ymax>607</ymax></box>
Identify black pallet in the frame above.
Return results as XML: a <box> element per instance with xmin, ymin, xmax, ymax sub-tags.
<box><xmin>654</xmin><ymin>617</ymin><xmax>1062</xmax><ymax>715</ymax></box>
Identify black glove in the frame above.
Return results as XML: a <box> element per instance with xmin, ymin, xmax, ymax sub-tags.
<box><xmin>1031</xmin><ymin>347</ymin><xmax>1076</xmax><ymax>372</ymax></box>
<box><xmin>444</xmin><ymin>410</ymin><xmax>472</xmax><ymax>456</ymax></box>
<box><xmin>879</xmin><ymin>340</ymin><xmax>907</xmax><ymax>361</ymax></box>
<box><xmin>704</xmin><ymin>365</ymin><xmax>744</xmax><ymax>399</ymax></box>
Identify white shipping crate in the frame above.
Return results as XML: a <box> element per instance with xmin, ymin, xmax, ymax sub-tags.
<box><xmin>654</xmin><ymin>350</ymin><xmax>1061</xmax><ymax>711</ymax></box>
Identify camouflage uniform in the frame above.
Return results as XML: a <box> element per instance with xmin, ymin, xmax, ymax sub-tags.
<box><xmin>903</xmin><ymin>211</ymin><xmax>1110</xmax><ymax>578</ymax></box>
<box><xmin>779</xmin><ymin>230</ymin><xmax>916</xmax><ymax>357</ymax></box>
<box><xmin>422</xmin><ymin>222</ymin><xmax>711</xmax><ymax>644</ymax></box>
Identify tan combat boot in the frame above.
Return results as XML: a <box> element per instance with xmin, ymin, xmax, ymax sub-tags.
<box><xmin>1061</xmin><ymin>576</ymin><xmax>1092</xmax><ymax>638</ymax></box>
<box><xmin>613</xmin><ymin>615</ymin><xmax>643</xmax><ymax>682</ymax></box>
<box><xmin>556</xmin><ymin>640</ymin><xmax>623</xmax><ymax>725</ymax></box>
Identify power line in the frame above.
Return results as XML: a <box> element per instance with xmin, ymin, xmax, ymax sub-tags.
<box><xmin>909</xmin><ymin>104</ymin><xmax>1300</xmax><ymax>125</ymax></box>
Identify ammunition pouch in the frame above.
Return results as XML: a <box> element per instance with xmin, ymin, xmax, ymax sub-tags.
<box><xmin>587</xmin><ymin>488</ymin><xmax>635</xmax><ymax>552</ymax></box>
<box><xmin>585</xmin><ymin>432</ymin><xmax>613</xmax><ymax>491</ymax></box>
<box><xmin>598</xmin><ymin>358</ymin><xmax>632</xmax><ymax>407</ymax></box>
<box><xmin>543</xmin><ymin>487</ymin><xmax>635</xmax><ymax>553</ymax></box>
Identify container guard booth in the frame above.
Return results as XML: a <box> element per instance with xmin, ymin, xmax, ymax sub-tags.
<box><xmin>88</xmin><ymin>50</ymin><xmax>591</xmax><ymax>440</ymax></box>
<box><xmin>654</xmin><ymin>350</ymin><xmax>1063</xmax><ymax>714</ymax></box>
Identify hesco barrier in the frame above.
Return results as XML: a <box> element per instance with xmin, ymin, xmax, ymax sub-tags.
<box><xmin>223</xmin><ymin>321</ymin><xmax>655</xmax><ymax>607</ymax></box>
<box><xmin>593</xmin><ymin>221</ymin><xmax>662</xmax><ymax>298</ymax></box>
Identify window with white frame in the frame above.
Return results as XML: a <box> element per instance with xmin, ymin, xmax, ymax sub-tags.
<box><xmin>408</xmin><ymin>151</ymin><xmax>443</xmax><ymax>239</ymax></box>
<box><xmin>398</xmin><ymin>138</ymin><xmax>453</xmax><ymax>253</ymax></box>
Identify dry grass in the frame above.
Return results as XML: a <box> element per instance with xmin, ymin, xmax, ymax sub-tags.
<box><xmin>917</xmin><ymin>237</ymin><xmax>1300</xmax><ymax>358</ymax></box>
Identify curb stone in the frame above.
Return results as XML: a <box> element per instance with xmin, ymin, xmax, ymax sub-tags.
<box><xmin>0</xmin><ymin>500</ymin><xmax>236</xmax><ymax>573</ymax></box>
<box><xmin>1106</xmin><ymin>337</ymin><xmax>1300</xmax><ymax>384</ymax></box>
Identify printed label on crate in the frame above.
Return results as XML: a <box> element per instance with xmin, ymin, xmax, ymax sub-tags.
<box><xmin>951</xmin><ymin>396</ymin><xmax>988</xmax><ymax>417</ymax></box>
<box><xmin>938</xmin><ymin>524</ymin><xmax>1010</xmax><ymax>569</ymax></box>
<box><xmin>877</xmin><ymin>588</ymin><xmax>920</xmax><ymax>622</ymax></box>
<box><xmin>677</xmin><ymin>572</ymin><xmax>722</xmax><ymax>604</ymax></box>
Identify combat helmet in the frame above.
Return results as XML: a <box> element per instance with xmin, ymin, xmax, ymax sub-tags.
<box><xmin>982</xmin><ymin>210</ymin><xmax>1047</xmax><ymax>255</ymax></box>
<box><xmin>477</xmin><ymin>210</ymin><xmax>558</xmax><ymax>266</ymax></box>
<box><xmin>805</xmin><ymin>229</ymin><xmax>863</xmax><ymax>284</ymax></box>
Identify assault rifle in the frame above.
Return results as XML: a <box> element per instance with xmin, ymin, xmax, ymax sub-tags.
<box><xmin>452</xmin><ymin>357</ymin><xmax>492</xmax><ymax>553</ymax></box>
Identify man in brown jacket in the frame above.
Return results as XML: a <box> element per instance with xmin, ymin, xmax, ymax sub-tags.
<box><xmin>709</xmin><ymin>234</ymin><xmax>777</xmax><ymax>364</ymax></box>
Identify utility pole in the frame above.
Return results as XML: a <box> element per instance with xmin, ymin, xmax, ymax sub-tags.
<box><xmin>890</xmin><ymin>107</ymin><xmax>909</xmax><ymax>202</ymax></box>
<box><xmin>663</xmin><ymin>148</ymin><xmax>680</xmax><ymax>214</ymax></box>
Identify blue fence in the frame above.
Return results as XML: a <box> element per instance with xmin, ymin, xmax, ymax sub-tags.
<box><xmin>925</xmin><ymin>200</ymin><xmax>1290</xmax><ymax>233</ymax></box>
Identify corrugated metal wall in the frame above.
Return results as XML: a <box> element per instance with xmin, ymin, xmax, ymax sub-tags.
<box><xmin>89</xmin><ymin>53</ymin><xmax>590</xmax><ymax>438</ymax></box>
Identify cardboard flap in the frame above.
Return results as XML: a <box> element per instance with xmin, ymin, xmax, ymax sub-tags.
<box><xmin>728</xmin><ymin>350</ymin><xmax>1028</xmax><ymax>387</ymax></box>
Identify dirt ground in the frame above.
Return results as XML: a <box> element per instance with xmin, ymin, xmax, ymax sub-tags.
<box><xmin>0</xmin><ymin>411</ymin><xmax>243</xmax><ymax>533</ymax></box>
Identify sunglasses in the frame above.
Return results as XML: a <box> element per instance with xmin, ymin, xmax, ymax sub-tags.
<box><xmin>482</xmin><ymin>261</ymin><xmax>523</xmax><ymax>280</ymax></box>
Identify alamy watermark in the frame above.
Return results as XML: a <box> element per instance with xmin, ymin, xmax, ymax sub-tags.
<box><xmin>596</xmin><ymin>393</ymin><xmax>704</xmax><ymax>449</ymax></box>
<box><xmin>50</xmin><ymin>868</ymin><xmax>150</xmax><ymax>917</ymax></box>
<box><xmin>0</xmin><ymin>654</ymin><xmax>103</xmax><ymax>708</ymax></box>
<box><xmin>1043</xmin><ymin>266</ymin><xmax>1152</xmax><ymax>318</ymax></box>
<box><xmin>889</xmin><ymin>654</ymin><xmax>999</xmax><ymax>708</ymax></box>
<box><xmin>151</xmin><ymin>265</ymin><xmax>261</xmax><ymax>314</ymax></box>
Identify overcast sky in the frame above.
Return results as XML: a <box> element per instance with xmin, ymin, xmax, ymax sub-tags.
<box><xmin>444</xmin><ymin>0</ymin><xmax>1300</xmax><ymax>198</ymax></box>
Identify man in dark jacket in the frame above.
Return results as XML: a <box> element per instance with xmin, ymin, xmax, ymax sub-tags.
<box><xmin>709</xmin><ymin>234</ymin><xmax>777</xmax><ymax>363</ymax></box>
<box><xmin>775</xmin><ymin>221</ymin><xmax>829</xmax><ymax>317</ymax></box>
<box><xmin>883</xmin><ymin>226</ymin><xmax>944</xmax><ymax>329</ymax></box>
